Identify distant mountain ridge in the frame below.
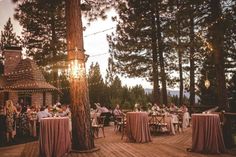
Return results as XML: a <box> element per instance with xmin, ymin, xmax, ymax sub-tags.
<box><xmin>144</xmin><ymin>88</ymin><xmax>199</xmax><ymax>102</ymax></box>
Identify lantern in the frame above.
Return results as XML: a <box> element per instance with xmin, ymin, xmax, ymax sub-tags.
<box><xmin>205</xmin><ymin>72</ymin><xmax>210</xmax><ymax>89</ymax></box>
<box><xmin>67</xmin><ymin>47</ymin><xmax>88</xmax><ymax>79</ymax></box>
<box><xmin>68</xmin><ymin>59</ymin><xmax>85</xmax><ymax>79</ymax></box>
<box><xmin>205</xmin><ymin>79</ymin><xmax>210</xmax><ymax>89</ymax></box>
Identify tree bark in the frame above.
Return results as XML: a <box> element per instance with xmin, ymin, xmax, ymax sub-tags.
<box><xmin>189</xmin><ymin>1</ymin><xmax>195</xmax><ymax>110</ymax></box>
<box><xmin>65</xmin><ymin>0</ymin><xmax>95</xmax><ymax>151</ymax></box>
<box><xmin>178</xmin><ymin>48</ymin><xmax>183</xmax><ymax>106</ymax></box>
<box><xmin>209</xmin><ymin>0</ymin><xmax>229</xmax><ymax>110</ymax></box>
<box><xmin>50</xmin><ymin>5</ymin><xmax>59</xmax><ymax>104</ymax></box>
<box><xmin>176</xmin><ymin>0</ymin><xmax>183</xmax><ymax>106</ymax></box>
<box><xmin>156</xmin><ymin>1</ymin><xmax>168</xmax><ymax>105</ymax></box>
<box><xmin>151</xmin><ymin>1</ymin><xmax>160</xmax><ymax>105</ymax></box>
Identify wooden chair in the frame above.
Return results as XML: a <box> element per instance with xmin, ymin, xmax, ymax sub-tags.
<box><xmin>149</xmin><ymin>115</ymin><xmax>158</xmax><ymax>132</ymax></box>
<box><xmin>119</xmin><ymin>114</ymin><xmax>126</xmax><ymax>140</ymax></box>
<box><xmin>155</xmin><ymin>115</ymin><xmax>168</xmax><ymax>133</ymax></box>
<box><xmin>174</xmin><ymin>114</ymin><xmax>183</xmax><ymax>133</ymax></box>
<box><xmin>92</xmin><ymin>116</ymin><xmax>105</xmax><ymax>138</ymax></box>
<box><xmin>114</xmin><ymin>115</ymin><xmax>122</xmax><ymax>131</ymax></box>
<box><xmin>149</xmin><ymin>114</ymin><xmax>168</xmax><ymax>133</ymax></box>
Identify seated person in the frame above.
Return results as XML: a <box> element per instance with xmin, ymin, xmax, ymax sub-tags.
<box><xmin>56</xmin><ymin>104</ymin><xmax>71</xmax><ymax>117</ymax></box>
<box><xmin>37</xmin><ymin>107</ymin><xmax>52</xmax><ymax>122</ymax></box>
<box><xmin>169</xmin><ymin>103</ymin><xmax>178</xmax><ymax>112</ymax></box>
<box><xmin>95</xmin><ymin>103</ymin><xmax>102</xmax><ymax>115</ymax></box>
<box><xmin>152</xmin><ymin>103</ymin><xmax>160</xmax><ymax>111</ymax></box>
<box><xmin>100</xmin><ymin>104</ymin><xmax>111</xmax><ymax>126</ymax></box>
<box><xmin>44</xmin><ymin>105</ymin><xmax>52</xmax><ymax>113</ymax></box>
<box><xmin>91</xmin><ymin>103</ymin><xmax>102</xmax><ymax>125</ymax></box>
<box><xmin>180</xmin><ymin>105</ymin><xmax>190</xmax><ymax>128</ymax></box>
<box><xmin>101</xmin><ymin>104</ymin><xmax>109</xmax><ymax>113</ymax></box>
<box><xmin>113</xmin><ymin>104</ymin><xmax>123</xmax><ymax>117</ymax></box>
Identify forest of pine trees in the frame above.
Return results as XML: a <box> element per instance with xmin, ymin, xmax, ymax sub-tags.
<box><xmin>0</xmin><ymin>0</ymin><xmax>235</xmax><ymax>111</ymax></box>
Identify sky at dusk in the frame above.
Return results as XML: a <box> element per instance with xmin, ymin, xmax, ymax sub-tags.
<box><xmin>0</xmin><ymin>0</ymin><xmax>152</xmax><ymax>89</ymax></box>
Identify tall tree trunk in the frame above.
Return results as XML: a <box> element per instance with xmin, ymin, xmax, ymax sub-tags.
<box><xmin>151</xmin><ymin>1</ymin><xmax>160</xmax><ymax>105</ymax></box>
<box><xmin>189</xmin><ymin>0</ymin><xmax>195</xmax><ymax>111</ymax></box>
<box><xmin>65</xmin><ymin>0</ymin><xmax>95</xmax><ymax>151</ymax></box>
<box><xmin>156</xmin><ymin>1</ymin><xmax>168</xmax><ymax>105</ymax></box>
<box><xmin>178</xmin><ymin>49</ymin><xmax>183</xmax><ymax>106</ymax></box>
<box><xmin>209</xmin><ymin>0</ymin><xmax>228</xmax><ymax>110</ymax></box>
<box><xmin>50</xmin><ymin>6</ymin><xmax>59</xmax><ymax>104</ymax></box>
<box><xmin>176</xmin><ymin>0</ymin><xmax>183</xmax><ymax>106</ymax></box>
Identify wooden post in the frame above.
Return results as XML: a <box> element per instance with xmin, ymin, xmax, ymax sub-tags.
<box><xmin>65</xmin><ymin>0</ymin><xmax>95</xmax><ymax>151</ymax></box>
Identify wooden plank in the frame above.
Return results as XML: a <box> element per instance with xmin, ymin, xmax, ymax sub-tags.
<box><xmin>0</xmin><ymin>126</ymin><xmax>232</xmax><ymax>157</ymax></box>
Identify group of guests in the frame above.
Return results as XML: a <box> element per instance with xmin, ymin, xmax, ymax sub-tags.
<box><xmin>90</xmin><ymin>103</ymin><xmax>112</xmax><ymax>126</ymax></box>
<box><xmin>90</xmin><ymin>103</ymin><xmax>124</xmax><ymax>126</ymax></box>
<box><xmin>37</xmin><ymin>103</ymin><xmax>71</xmax><ymax>122</ymax></box>
<box><xmin>0</xmin><ymin>100</ymin><xmax>71</xmax><ymax>145</ymax></box>
<box><xmin>147</xmin><ymin>102</ymin><xmax>190</xmax><ymax>129</ymax></box>
<box><xmin>0</xmin><ymin>100</ymin><xmax>17</xmax><ymax>144</ymax></box>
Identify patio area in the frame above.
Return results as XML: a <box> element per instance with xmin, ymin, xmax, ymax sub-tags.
<box><xmin>0</xmin><ymin>126</ymin><xmax>234</xmax><ymax>157</ymax></box>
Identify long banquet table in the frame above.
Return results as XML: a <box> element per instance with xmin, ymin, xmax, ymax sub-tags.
<box><xmin>39</xmin><ymin>117</ymin><xmax>71</xmax><ymax>157</ymax></box>
<box><xmin>191</xmin><ymin>113</ymin><xmax>226</xmax><ymax>154</ymax></box>
<box><xmin>126</xmin><ymin>112</ymin><xmax>152</xmax><ymax>143</ymax></box>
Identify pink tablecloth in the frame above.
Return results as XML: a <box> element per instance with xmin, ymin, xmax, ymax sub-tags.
<box><xmin>192</xmin><ymin>114</ymin><xmax>226</xmax><ymax>154</ymax></box>
<box><xmin>126</xmin><ymin>112</ymin><xmax>152</xmax><ymax>143</ymax></box>
<box><xmin>39</xmin><ymin>117</ymin><xmax>71</xmax><ymax>157</ymax></box>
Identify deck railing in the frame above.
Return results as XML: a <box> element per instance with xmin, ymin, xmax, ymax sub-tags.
<box><xmin>222</xmin><ymin>112</ymin><xmax>236</xmax><ymax>149</ymax></box>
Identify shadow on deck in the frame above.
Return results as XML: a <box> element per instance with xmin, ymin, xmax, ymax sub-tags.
<box><xmin>0</xmin><ymin>126</ymin><xmax>234</xmax><ymax>157</ymax></box>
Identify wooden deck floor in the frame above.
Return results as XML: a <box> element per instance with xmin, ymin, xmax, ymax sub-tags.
<box><xmin>0</xmin><ymin>126</ymin><xmax>234</xmax><ymax>157</ymax></box>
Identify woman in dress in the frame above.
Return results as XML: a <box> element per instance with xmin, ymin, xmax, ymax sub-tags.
<box><xmin>18</xmin><ymin>105</ymin><xmax>30</xmax><ymax>136</ymax></box>
<box><xmin>5</xmin><ymin>100</ymin><xmax>17</xmax><ymax>143</ymax></box>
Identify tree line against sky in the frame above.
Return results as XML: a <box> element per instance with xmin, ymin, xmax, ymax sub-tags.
<box><xmin>0</xmin><ymin>0</ymin><xmax>235</xmax><ymax>112</ymax></box>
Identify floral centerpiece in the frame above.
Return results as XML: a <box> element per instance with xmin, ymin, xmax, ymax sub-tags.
<box><xmin>51</xmin><ymin>106</ymin><xmax>59</xmax><ymax>117</ymax></box>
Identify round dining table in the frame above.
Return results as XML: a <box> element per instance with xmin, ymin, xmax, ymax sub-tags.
<box><xmin>39</xmin><ymin>117</ymin><xmax>71</xmax><ymax>157</ymax></box>
<box><xmin>126</xmin><ymin>112</ymin><xmax>152</xmax><ymax>143</ymax></box>
<box><xmin>191</xmin><ymin>113</ymin><xmax>226</xmax><ymax>154</ymax></box>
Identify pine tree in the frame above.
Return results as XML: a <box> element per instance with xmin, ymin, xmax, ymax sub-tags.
<box><xmin>14</xmin><ymin>0</ymin><xmax>68</xmax><ymax>103</ymax></box>
<box><xmin>105</xmin><ymin>55</ymin><xmax>116</xmax><ymax>86</ymax></box>
<box><xmin>0</xmin><ymin>18</ymin><xmax>20</xmax><ymax>50</ymax></box>
<box><xmin>109</xmin><ymin>76</ymin><xmax>123</xmax><ymax>106</ymax></box>
<box><xmin>208</xmin><ymin>0</ymin><xmax>228</xmax><ymax>110</ymax></box>
<box><xmin>189</xmin><ymin>0</ymin><xmax>196</xmax><ymax>110</ymax></box>
<box><xmin>88</xmin><ymin>62</ymin><xmax>105</xmax><ymax>106</ymax></box>
<box><xmin>65</xmin><ymin>0</ymin><xmax>94</xmax><ymax>150</ymax></box>
<box><xmin>14</xmin><ymin>0</ymin><xmax>67</xmax><ymax>67</ymax></box>
<box><xmin>130</xmin><ymin>85</ymin><xmax>147</xmax><ymax>106</ymax></box>
<box><xmin>197</xmin><ymin>54</ymin><xmax>218</xmax><ymax>106</ymax></box>
<box><xmin>107</xmin><ymin>0</ymin><xmax>167</xmax><ymax>105</ymax></box>
<box><xmin>0</xmin><ymin>17</ymin><xmax>21</xmax><ymax>75</ymax></box>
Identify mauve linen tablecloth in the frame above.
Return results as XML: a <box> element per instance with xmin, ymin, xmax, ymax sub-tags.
<box><xmin>191</xmin><ymin>114</ymin><xmax>226</xmax><ymax>154</ymax></box>
<box><xmin>126</xmin><ymin>112</ymin><xmax>152</xmax><ymax>143</ymax></box>
<box><xmin>39</xmin><ymin>117</ymin><xmax>71</xmax><ymax>157</ymax></box>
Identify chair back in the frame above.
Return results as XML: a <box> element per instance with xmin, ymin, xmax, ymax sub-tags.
<box><xmin>98</xmin><ymin>116</ymin><xmax>106</xmax><ymax>126</ymax></box>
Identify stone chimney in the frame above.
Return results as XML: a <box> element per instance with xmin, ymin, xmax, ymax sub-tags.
<box><xmin>3</xmin><ymin>46</ymin><xmax>22</xmax><ymax>75</ymax></box>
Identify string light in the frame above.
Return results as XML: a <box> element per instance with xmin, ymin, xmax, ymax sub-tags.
<box><xmin>2</xmin><ymin>11</ymin><xmax>233</xmax><ymax>94</ymax></box>
<box><xmin>0</xmin><ymin>81</ymin><xmax>105</xmax><ymax>93</ymax></box>
<box><xmin>84</xmin><ymin>27</ymin><xmax>115</xmax><ymax>37</ymax></box>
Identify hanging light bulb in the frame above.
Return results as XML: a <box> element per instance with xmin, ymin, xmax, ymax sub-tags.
<box><xmin>205</xmin><ymin>72</ymin><xmax>210</xmax><ymax>89</ymax></box>
<box><xmin>205</xmin><ymin>79</ymin><xmax>210</xmax><ymax>89</ymax></box>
